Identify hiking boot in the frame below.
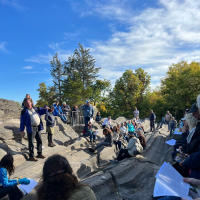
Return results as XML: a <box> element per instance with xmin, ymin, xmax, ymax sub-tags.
<box><xmin>36</xmin><ymin>154</ymin><xmax>46</xmax><ymax>159</ymax></box>
<box><xmin>48</xmin><ymin>143</ymin><xmax>56</xmax><ymax>147</ymax></box>
<box><xmin>28</xmin><ymin>157</ymin><xmax>38</xmax><ymax>161</ymax></box>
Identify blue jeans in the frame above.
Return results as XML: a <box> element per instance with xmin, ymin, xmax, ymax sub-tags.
<box><xmin>58</xmin><ymin>114</ymin><xmax>67</xmax><ymax>123</ymax></box>
<box><xmin>89</xmin><ymin>132</ymin><xmax>96</xmax><ymax>142</ymax></box>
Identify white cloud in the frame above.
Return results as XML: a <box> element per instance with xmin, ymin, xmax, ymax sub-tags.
<box><xmin>23</xmin><ymin>65</ymin><xmax>33</xmax><ymax>70</ymax></box>
<box><xmin>0</xmin><ymin>0</ymin><xmax>26</xmax><ymax>10</ymax></box>
<box><xmin>25</xmin><ymin>54</ymin><xmax>53</xmax><ymax>64</ymax></box>
<box><xmin>0</xmin><ymin>41</ymin><xmax>9</xmax><ymax>53</ymax></box>
<box><xmin>85</xmin><ymin>0</ymin><xmax>200</xmax><ymax>86</ymax></box>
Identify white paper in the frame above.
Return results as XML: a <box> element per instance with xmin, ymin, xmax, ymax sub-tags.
<box><xmin>165</xmin><ymin>139</ymin><xmax>176</xmax><ymax>146</ymax></box>
<box><xmin>174</xmin><ymin>128</ymin><xmax>183</xmax><ymax>135</ymax></box>
<box><xmin>153</xmin><ymin>162</ymin><xmax>192</xmax><ymax>199</ymax></box>
<box><xmin>19</xmin><ymin>179</ymin><xmax>38</xmax><ymax>194</ymax></box>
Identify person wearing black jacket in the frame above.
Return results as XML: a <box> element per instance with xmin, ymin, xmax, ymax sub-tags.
<box><xmin>149</xmin><ymin>110</ymin><xmax>156</xmax><ymax>132</ymax></box>
<box><xmin>45</xmin><ymin>107</ymin><xmax>56</xmax><ymax>147</ymax></box>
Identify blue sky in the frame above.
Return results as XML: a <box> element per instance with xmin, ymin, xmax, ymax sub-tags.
<box><xmin>1</xmin><ymin>0</ymin><xmax>200</xmax><ymax>103</ymax></box>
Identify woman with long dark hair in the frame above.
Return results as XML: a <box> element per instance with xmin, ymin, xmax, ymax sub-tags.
<box><xmin>0</xmin><ymin>154</ymin><xmax>30</xmax><ymax>200</ymax></box>
<box><xmin>37</xmin><ymin>154</ymin><xmax>96</xmax><ymax>200</ymax></box>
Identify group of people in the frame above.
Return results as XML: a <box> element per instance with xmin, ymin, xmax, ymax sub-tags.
<box><xmin>156</xmin><ymin>94</ymin><xmax>200</xmax><ymax>200</ymax></box>
<box><xmin>2</xmin><ymin>93</ymin><xmax>200</xmax><ymax>200</ymax></box>
<box><xmin>86</xmin><ymin>115</ymin><xmax>146</xmax><ymax>163</ymax></box>
<box><xmin>0</xmin><ymin>154</ymin><xmax>96</xmax><ymax>200</ymax></box>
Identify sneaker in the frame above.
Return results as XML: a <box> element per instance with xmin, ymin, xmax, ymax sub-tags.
<box><xmin>28</xmin><ymin>157</ymin><xmax>38</xmax><ymax>161</ymax></box>
<box><xmin>36</xmin><ymin>154</ymin><xmax>46</xmax><ymax>159</ymax></box>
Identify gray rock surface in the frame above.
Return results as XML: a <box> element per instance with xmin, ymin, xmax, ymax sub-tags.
<box><xmin>0</xmin><ymin>99</ymin><xmax>173</xmax><ymax>200</ymax></box>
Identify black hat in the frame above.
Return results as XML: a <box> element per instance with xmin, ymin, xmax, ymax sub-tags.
<box><xmin>189</xmin><ymin>103</ymin><xmax>198</xmax><ymax>113</ymax></box>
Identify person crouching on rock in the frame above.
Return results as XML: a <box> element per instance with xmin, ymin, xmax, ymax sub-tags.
<box><xmin>0</xmin><ymin>154</ymin><xmax>30</xmax><ymax>200</ymax></box>
<box><xmin>89</xmin><ymin>128</ymin><xmax>112</xmax><ymax>163</ymax></box>
<box><xmin>20</xmin><ymin>99</ymin><xmax>47</xmax><ymax>161</ymax></box>
<box><xmin>37</xmin><ymin>154</ymin><xmax>96</xmax><ymax>200</ymax></box>
<box><xmin>45</xmin><ymin>106</ymin><xmax>56</xmax><ymax>147</ymax></box>
<box><xmin>117</xmin><ymin>133</ymin><xmax>143</xmax><ymax>161</ymax></box>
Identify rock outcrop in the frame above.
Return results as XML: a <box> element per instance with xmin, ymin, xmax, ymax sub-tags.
<box><xmin>0</xmin><ymin>99</ymin><xmax>173</xmax><ymax>200</ymax></box>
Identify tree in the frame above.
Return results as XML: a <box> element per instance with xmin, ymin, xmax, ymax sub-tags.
<box><xmin>50</xmin><ymin>53</ymin><xmax>65</xmax><ymax>100</ymax></box>
<box><xmin>90</xmin><ymin>79</ymin><xmax>111</xmax><ymax>105</ymax></box>
<box><xmin>64</xmin><ymin>44</ymin><xmax>100</xmax><ymax>89</ymax></box>
<box><xmin>106</xmin><ymin>69</ymin><xmax>151</xmax><ymax>118</ymax></box>
<box><xmin>36</xmin><ymin>82</ymin><xmax>48</xmax><ymax>107</ymax></box>
<box><xmin>161</xmin><ymin>61</ymin><xmax>200</xmax><ymax>118</ymax></box>
<box><xmin>36</xmin><ymin>83</ymin><xmax>56</xmax><ymax>107</ymax></box>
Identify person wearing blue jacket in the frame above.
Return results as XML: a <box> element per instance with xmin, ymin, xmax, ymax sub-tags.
<box><xmin>0</xmin><ymin>154</ymin><xmax>30</xmax><ymax>200</ymax></box>
<box><xmin>82</xmin><ymin>100</ymin><xmax>94</xmax><ymax>127</ymax></box>
<box><xmin>20</xmin><ymin>98</ymin><xmax>47</xmax><ymax>161</ymax></box>
<box><xmin>53</xmin><ymin>101</ymin><xmax>67</xmax><ymax>123</ymax></box>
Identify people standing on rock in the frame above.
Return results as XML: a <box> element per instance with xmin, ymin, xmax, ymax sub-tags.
<box><xmin>0</xmin><ymin>154</ymin><xmax>30</xmax><ymax>200</ymax></box>
<box><xmin>165</xmin><ymin>111</ymin><xmax>171</xmax><ymax>131</ymax></box>
<box><xmin>102</xmin><ymin>116</ymin><xmax>112</xmax><ymax>129</ymax></box>
<box><xmin>62</xmin><ymin>102</ymin><xmax>71</xmax><ymax>124</ymax></box>
<box><xmin>53</xmin><ymin>101</ymin><xmax>67</xmax><ymax>123</ymax></box>
<box><xmin>95</xmin><ymin>111</ymin><xmax>101</xmax><ymax>123</ymax></box>
<box><xmin>89</xmin><ymin>128</ymin><xmax>112</xmax><ymax>163</ymax></box>
<box><xmin>133</xmin><ymin>107</ymin><xmax>139</xmax><ymax>120</ymax></box>
<box><xmin>169</xmin><ymin>117</ymin><xmax>177</xmax><ymax>136</ymax></box>
<box><xmin>149</xmin><ymin>110</ymin><xmax>156</xmax><ymax>132</ymax></box>
<box><xmin>22</xmin><ymin>94</ymin><xmax>34</xmax><ymax>107</ymax></box>
<box><xmin>45</xmin><ymin>106</ymin><xmax>56</xmax><ymax>147</ymax></box>
<box><xmin>82</xmin><ymin>100</ymin><xmax>94</xmax><ymax>129</ymax></box>
<box><xmin>117</xmin><ymin>133</ymin><xmax>143</xmax><ymax>161</ymax></box>
<box><xmin>37</xmin><ymin>154</ymin><xmax>96</xmax><ymax>200</ymax></box>
<box><xmin>72</xmin><ymin>105</ymin><xmax>80</xmax><ymax>125</ymax></box>
<box><xmin>20</xmin><ymin>99</ymin><xmax>47</xmax><ymax>161</ymax></box>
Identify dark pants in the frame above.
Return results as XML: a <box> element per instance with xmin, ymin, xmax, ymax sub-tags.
<box><xmin>150</xmin><ymin>120</ymin><xmax>155</xmax><ymax>132</ymax></box>
<box><xmin>114</xmin><ymin>140</ymin><xmax>122</xmax><ymax>150</ymax></box>
<box><xmin>0</xmin><ymin>185</ymin><xmax>23</xmax><ymax>200</ymax></box>
<box><xmin>117</xmin><ymin>148</ymin><xmax>131</xmax><ymax>161</ymax></box>
<box><xmin>27</xmin><ymin>126</ymin><xmax>42</xmax><ymax>158</ymax></box>
<box><xmin>84</xmin><ymin>116</ymin><xmax>90</xmax><ymax>126</ymax></box>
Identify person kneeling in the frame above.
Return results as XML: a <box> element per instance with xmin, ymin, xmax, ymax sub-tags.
<box><xmin>0</xmin><ymin>154</ymin><xmax>30</xmax><ymax>200</ymax></box>
<box><xmin>117</xmin><ymin>133</ymin><xmax>143</xmax><ymax>161</ymax></box>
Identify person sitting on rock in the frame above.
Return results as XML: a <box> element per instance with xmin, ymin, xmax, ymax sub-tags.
<box><xmin>112</xmin><ymin>126</ymin><xmax>122</xmax><ymax>151</ymax></box>
<box><xmin>45</xmin><ymin>106</ymin><xmax>56</xmax><ymax>147</ymax></box>
<box><xmin>62</xmin><ymin>102</ymin><xmax>71</xmax><ymax>123</ymax></box>
<box><xmin>20</xmin><ymin>99</ymin><xmax>47</xmax><ymax>161</ymax></box>
<box><xmin>117</xmin><ymin>133</ymin><xmax>143</xmax><ymax>161</ymax></box>
<box><xmin>87</xmin><ymin>121</ymin><xmax>96</xmax><ymax>143</ymax></box>
<box><xmin>102</xmin><ymin>116</ymin><xmax>112</xmax><ymax>129</ymax></box>
<box><xmin>53</xmin><ymin>101</ymin><xmax>67</xmax><ymax>123</ymax></box>
<box><xmin>127</xmin><ymin>120</ymin><xmax>135</xmax><ymax>135</ymax></box>
<box><xmin>95</xmin><ymin>112</ymin><xmax>101</xmax><ymax>123</ymax></box>
<box><xmin>0</xmin><ymin>154</ymin><xmax>30</xmax><ymax>200</ymax></box>
<box><xmin>37</xmin><ymin>154</ymin><xmax>96</xmax><ymax>200</ymax></box>
<box><xmin>89</xmin><ymin>128</ymin><xmax>112</xmax><ymax>163</ymax></box>
<box><xmin>120</xmin><ymin>122</ymin><xmax>129</xmax><ymax>143</ymax></box>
